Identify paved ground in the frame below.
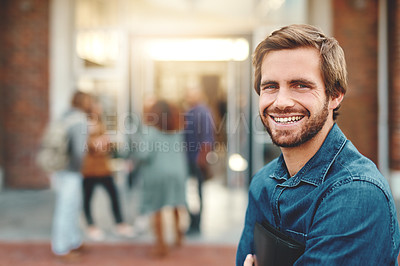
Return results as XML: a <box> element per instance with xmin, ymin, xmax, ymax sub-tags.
<box><xmin>0</xmin><ymin>242</ymin><xmax>236</xmax><ymax>266</ymax></box>
<box><xmin>0</xmin><ymin>177</ymin><xmax>247</xmax><ymax>265</ymax></box>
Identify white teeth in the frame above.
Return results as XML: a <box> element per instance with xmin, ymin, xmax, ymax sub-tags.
<box><xmin>273</xmin><ymin>116</ymin><xmax>302</xmax><ymax>124</ymax></box>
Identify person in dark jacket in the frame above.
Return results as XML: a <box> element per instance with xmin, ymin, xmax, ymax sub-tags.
<box><xmin>184</xmin><ymin>87</ymin><xmax>214</xmax><ymax>234</ymax></box>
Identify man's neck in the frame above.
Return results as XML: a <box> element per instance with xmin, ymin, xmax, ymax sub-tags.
<box><xmin>280</xmin><ymin>122</ymin><xmax>334</xmax><ymax>177</ymax></box>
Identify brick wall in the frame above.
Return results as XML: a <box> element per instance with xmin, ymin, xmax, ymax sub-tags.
<box><xmin>0</xmin><ymin>2</ymin><xmax>5</xmax><ymax>172</ymax></box>
<box><xmin>333</xmin><ymin>0</ymin><xmax>379</xmax><ymax>164</ymax></box>
<box><xmin>389</xmin><ymin>0</ymin><xmax>400</xmax><ymax>170</ymax></box>
<box><xmin>0</xmin><ymin>0</ymin><xmax>50</xmax><ymax>188</ymax></box>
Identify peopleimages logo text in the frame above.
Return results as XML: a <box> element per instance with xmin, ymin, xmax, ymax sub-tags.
<box><xmin>83</xmin><ymin>111</ymin><xmax>267</xmax><ymax>135</ymax></box>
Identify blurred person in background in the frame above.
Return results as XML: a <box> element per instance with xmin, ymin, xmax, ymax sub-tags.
<box><xmin>51</xmin><ymin>90</ymin><xmax>91</xmax><ymax>262</ymax></box>
<box><xmin>81</xmin><ymin>97</ymin><xmax>134</xmax><ymax>241</ymax></box>
<box><xmin>238</xmin><ymin>24</ymin><xmax>400</xmax><ymax>265</ymax></box>
<box><xmin>131</xmin><ymin>99</ymin><xmax>188</xmax><ymax>257</ymax></box>
<box><xmin>184</xmin><ymin>87</ymin><xmax>215</xmax><ymax>235</ymax></box>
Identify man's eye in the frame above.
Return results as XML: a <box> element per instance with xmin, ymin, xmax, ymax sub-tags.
<box><xmin>262</xmin><ymin>85</ymin><xmax>277</xmax><ymax>91</ymax></box>
<box><xmin>295</xmin><ymin>84</ymin><xmax>309</xmax><ymax>89</ymax></box>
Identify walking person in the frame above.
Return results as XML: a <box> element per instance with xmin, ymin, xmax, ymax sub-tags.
<box><xmin>184</xmin><ymin>87</ymin><xmax>214</xmax><ymax>235</ymax></box>
<box><xmin>132</xmin><ymin>99</ymin><xmax>188</xmax><ymax>257</ymax></box>
<box><xmin>51</xmin><ymin>90</ymin><xmax>91</xmax><ymax>262</ymax></box>
<box><xmin>237</xmin><ymin>24</ymin><xmax>400</xmax><ymax>265</ymax></box>
<box><xmin>81</xmin><ymin>98</ymin><xmax>134</xmax><ymax>240</ymax></box>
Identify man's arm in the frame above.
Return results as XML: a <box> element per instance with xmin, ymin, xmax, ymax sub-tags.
<box><xmin>236</xmin><ymin>179</ymin><xmax>263</xmax><ymax>266</ymax></box>
<box><xmin>296</xmin><ymin>180</ymin><xmax>400</xmax><ymax>265</ymax></box>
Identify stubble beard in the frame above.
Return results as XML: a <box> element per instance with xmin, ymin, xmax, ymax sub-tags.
<box><xmin>261</xmin><ymin>100</ymin><xmax>329</xmax><ymax>148</ymax></box>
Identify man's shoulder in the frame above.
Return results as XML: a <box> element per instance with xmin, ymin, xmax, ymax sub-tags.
<box><xmin>334</xmin><ymin>140</ymin><xmax>383</xmax><ymax>178</ymax></box>
<box><xmin>328</xmin><ymin>140</ymin><xmax>391</xmax><ymax>196</ymax></box>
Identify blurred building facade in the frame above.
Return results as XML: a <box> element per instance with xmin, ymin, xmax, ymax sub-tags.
<box><xmin>1</xmin><ymin>0</ymin><xmax>400</xmax><ymax>194</ymax></box>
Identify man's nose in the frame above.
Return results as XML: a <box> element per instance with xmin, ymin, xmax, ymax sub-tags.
<box><xmin>274</xmin><ymin>88</ymin><xmax>295</xmax><ymax>109</ymax></box>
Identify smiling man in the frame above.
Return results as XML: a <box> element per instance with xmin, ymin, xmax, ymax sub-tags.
<box><xmin>236</xmin><ymin>24</ymin><xmax>400</xmax><ymax>265</ymax></box>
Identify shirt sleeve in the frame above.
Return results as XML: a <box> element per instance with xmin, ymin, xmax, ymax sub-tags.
<box><xmin>295</xmin><ymin>180</ymin><xmax>400</xmax><ymax>265</ymax></box>
<box><xmin>236</xmin><ymin>177</ymin><xmax>265</xmax><ymax>266</ymax></box>
<box><xmin>236</xmin><ymin>200</ymin><xmax>255</xmax><ymax>265</ymax></box>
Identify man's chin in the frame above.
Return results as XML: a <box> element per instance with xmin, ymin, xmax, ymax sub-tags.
<box><xmin>266</xmin><ymin>127</ymin><xmax>306</xmax><ymax>147</ymax></box>
<box><xmin>271</xmin><ymin>136</ymin><xmax>302</xmax><ymax>148</ymax></box>
<box><xmin>270</xmin><ymin>129</ymin><xmax>321</xmax><ymax>148</ymax></box>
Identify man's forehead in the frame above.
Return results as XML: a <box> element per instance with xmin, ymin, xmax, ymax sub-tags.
<box><xmin>261</xmin><ymin>47</ymin><xmax>321</xmax><ymax>64</ymax></box>
<box><xmin>260</xmin><ymin>48</ymin><xmax>322</xmax><ymax>81</ymax></box>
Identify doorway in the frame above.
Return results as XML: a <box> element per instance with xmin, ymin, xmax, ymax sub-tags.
<box><xmin>129</xmin><ymin>37</ymin><xmax>252</xmax><ymax>187</ymax></box>
<box><xmin>128</xmin><ymin>37</ymin><xmax>252</xmax><ymax>242</ymax></box>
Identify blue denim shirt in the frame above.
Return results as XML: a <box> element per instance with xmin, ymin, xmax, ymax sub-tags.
<box><xmin>237</xmin><ymin>124</ymin><xmax>400</xmax><ymax>265</ymax></box>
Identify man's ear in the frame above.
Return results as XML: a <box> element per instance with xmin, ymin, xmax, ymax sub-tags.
<box><xmin>329</xmin><ymin>93</ymin><xmax>344</xmax><ymax>110</ymax></box>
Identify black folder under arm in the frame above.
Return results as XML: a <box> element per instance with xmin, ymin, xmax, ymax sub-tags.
<box><xmin>253</xmin><ymin>221</ymin><xmax>305</xmax><ymax>266</ymax></box>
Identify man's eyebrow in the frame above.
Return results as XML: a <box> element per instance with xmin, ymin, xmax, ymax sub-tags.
<box><xmin>260</xmin><ymin>80</ymin><xmax>278</xmax><ymax>87</ymax></box>
<box><xmin>289</xmin><ymin>79</ymin><xmax>317</xmax><ymax>87</ymax></box>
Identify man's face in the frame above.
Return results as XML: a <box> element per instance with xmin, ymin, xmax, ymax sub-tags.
<box><xmin>259</xmin><ymin>47</ymin><xmax>335</xmax><ymax>148</ymax></box>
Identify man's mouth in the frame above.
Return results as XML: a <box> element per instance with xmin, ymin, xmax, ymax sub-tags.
<box><xmin>270</xmin><ymin>115</ymin><xmax>304</xmax><ymax>124</ymax></box>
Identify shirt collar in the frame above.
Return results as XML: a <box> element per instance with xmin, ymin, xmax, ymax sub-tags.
<box><xmin>271</xmin><ymin>123</ymin><xmax>347</xmax><ymax>187</ymax></box>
